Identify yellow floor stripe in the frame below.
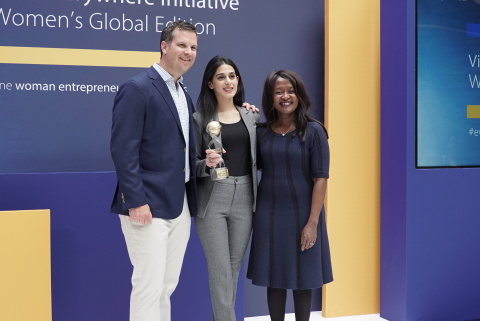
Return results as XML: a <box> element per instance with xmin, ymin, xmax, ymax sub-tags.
<box><xmin>0</xmin><ymin>46</ymin><xmax>158</xmax><ymax>68</ymax></box>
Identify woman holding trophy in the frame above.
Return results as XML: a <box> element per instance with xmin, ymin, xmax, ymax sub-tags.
<box><xmin>193</xmin><ymin>55</ymin><xmax>259</xmax><ymax>321</ymax></box>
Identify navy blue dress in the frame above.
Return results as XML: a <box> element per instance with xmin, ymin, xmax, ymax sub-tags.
<box><xmin>247</xmin><ymin>122</ymin><xmax>333</xmax><ymax>290</ymax></box>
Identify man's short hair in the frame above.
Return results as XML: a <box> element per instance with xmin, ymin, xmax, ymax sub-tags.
<box><xmin>160</xmin><ymin>21</ymin><xmax>197</xmax><ymax>56</ymax></box>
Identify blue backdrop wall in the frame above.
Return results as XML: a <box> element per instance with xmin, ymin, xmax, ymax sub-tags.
<box><xmin>0</xmin><ymin>0</ymin><xmax>325</xmax><ymax>319</ymax></box>
<box><xmin>381</xmin><ymin>1</ymin><xmax>480</xmax><ymax>320</ymax></box>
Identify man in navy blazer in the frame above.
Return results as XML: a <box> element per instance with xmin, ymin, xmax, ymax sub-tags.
<box><xmin>110</xmin><ymin>21</ymin><xmax>198</xmax><ymax>321</ymax></box>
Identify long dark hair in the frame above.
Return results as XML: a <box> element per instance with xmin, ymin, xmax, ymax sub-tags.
<box><xmin>261</xmin><ymin>70</ymin><xmax>327</xmax><ymax>141</ymax></box>
<box><xmin>196</xmin><ymin>55</ymin><xmax>245</xmax><ymax>129</ymax></box>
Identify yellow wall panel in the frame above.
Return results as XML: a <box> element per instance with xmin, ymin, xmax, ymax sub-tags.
<box><xmin>323</xmin><ymin>0</ymin><xmax>380</xmax><ymax>317</ymax></box>
<box><xmin>0</xmin><ymin>210</ymin><xmax>52</xmax><ymax>321</ymax></box>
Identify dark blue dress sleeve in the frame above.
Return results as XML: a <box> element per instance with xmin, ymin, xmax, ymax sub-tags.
<box><xmin>309</xmin><ymin>122</ymin><xmax>330</xmax><ymax>179</ymax></box>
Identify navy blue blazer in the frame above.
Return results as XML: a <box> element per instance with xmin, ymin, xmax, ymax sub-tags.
<box><xmin>110</xmin><ymin>66</ymin><xmax>198</xmax><ymax>219</ymax></box>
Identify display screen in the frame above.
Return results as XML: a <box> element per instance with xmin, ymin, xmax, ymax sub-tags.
<box><xmin>416</xmin><ymin>0</ymin><xmax>480</xmax><ymax>168</ymax></box>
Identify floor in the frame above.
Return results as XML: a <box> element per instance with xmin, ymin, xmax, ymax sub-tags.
<box><xmin>245</xmin><ymin>312</ymin><xmax>386</xmax><ymax>321</ymax></box>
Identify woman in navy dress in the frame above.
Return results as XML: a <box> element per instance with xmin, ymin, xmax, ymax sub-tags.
<box><xmin>247</xmin><ymin>70</ymin><xmax>333</xmax><ymax>321</ymax></box>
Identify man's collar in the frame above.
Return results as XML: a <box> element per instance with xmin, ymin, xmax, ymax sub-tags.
<box><xmin>153</xmin><ymin>63</ymin><xmax>183</xmax><ymax>85</ymax></box>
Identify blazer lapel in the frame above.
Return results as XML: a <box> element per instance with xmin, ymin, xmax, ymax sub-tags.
<box><xmin>148</xmin><ymin>67</ymin><xmax>183</xmax><ymax>137</ymax></box>
<box><xmin>237</xmin><ymin>107</ymin><xmax>256</xmax><ymax>161</ymax></box>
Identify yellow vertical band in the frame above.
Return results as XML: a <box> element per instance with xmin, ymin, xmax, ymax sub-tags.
<box><xmin>0</xmin><ymin>210</ymin><xmax>52</xmax><ymax>321</ymax></box>
<box><xmin>323</xmin><ymin>0</ymin><xmax>380</xmax><ymax>317</ymax></box>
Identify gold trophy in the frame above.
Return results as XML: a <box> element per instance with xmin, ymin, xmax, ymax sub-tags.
<box><xmin>206</xmin><ymin>121</ymin><xmax>229</xmax><ymax>180</ymax></box>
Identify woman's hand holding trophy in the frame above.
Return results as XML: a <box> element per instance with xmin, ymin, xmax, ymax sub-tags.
<box><xmin>206</xmin><ymin>120</ymin><xmax>229</xmax><ymax>180</ymax></box>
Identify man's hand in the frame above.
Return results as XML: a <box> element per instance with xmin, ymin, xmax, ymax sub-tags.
<box><xmin>242</xmin><ymin>102</ymin><xmax>259</xmax><ymax>113</ymax></box>
<box><xmin>129</xmin><ymin>204</ymin><xmax>153</xmax><ymax>224</ymax></box>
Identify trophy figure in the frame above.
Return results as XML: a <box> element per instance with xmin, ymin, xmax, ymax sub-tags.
<box><xmin>206</xmin><ymin>120</ymin><xmax>229</xmax><ymax>180</ymax></box>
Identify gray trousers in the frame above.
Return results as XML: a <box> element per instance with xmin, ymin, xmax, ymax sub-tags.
<box><xmin>195</xmin><ymin>175</ymin><xmax>253</xmax><ymax>321</ymax></box>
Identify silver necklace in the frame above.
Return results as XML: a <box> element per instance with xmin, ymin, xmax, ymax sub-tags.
<box><xmin>277</xmin><ymin>123</ymin><xmax>294</xmax><ymax>136</ymax></box>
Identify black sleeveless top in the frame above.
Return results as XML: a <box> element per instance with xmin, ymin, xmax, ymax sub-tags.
<box><xmin>220</xmin><ymin>119</ymin><xmax>251</xmax><ymax>176</ymax></box>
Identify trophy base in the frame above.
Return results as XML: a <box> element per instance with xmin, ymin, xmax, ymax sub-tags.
<box><xmin>211</xmin><ymin>167</ymin><xmax>229</xmax><ymax>180</ymax></box>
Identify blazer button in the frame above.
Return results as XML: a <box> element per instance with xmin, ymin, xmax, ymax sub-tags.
<box><xmin>183</xmin><ymin>148</ymin><xmax>186</xmax><ymax>152</ymax></box>
<box><xmin>183</xmin><ymin>168</ymin><xmax>186</xmax><ymax>172</ymax></box>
